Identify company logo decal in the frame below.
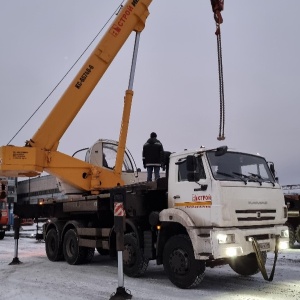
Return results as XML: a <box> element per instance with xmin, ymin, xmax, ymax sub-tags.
<box><xmin>175</xmin><ymin>194</ymin><xmax>212</xmax><ymax>208</ymax></box>
<box><xmin>192</xmin><ymin>194</ymin><xmax>212</xmax><ymax>202</ymax></box>
<box><xmin>110</xmin><ymin>5</ymin><xmax>134</xmax><ymax>37</ymax></box>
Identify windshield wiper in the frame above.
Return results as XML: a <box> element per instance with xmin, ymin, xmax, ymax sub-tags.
<box><xmin>231</xmin><ymin>172</ymin><xmax>249</xmax><ymax>185</ymax></box>
<box><xmin>248</xmin><ymin>172</ymin><xmax>275</xmax><ymax>186</ymax></box>
<box><xmin>217</xmin><ymin>171</ymin><xmax>248</xmax><ymax>185</ymax></box>
<box><xmin>233</xmin><ymin>172</ymin><xmax>262</xmax><ymax>185</ymax></box>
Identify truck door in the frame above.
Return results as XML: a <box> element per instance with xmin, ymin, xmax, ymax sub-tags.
<box><xmin>169</xmin><ymin>155</ymin><xmax>213</xmax><ymax>226</ymax></box>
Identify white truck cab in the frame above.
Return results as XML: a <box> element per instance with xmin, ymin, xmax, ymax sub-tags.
<box><xmin>161</xmin><ymin>146</ymin><xmax>289</xmax><ymax>261</ymax></box>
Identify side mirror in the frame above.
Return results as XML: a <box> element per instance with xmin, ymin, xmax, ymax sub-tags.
<box><xmin>269</xmin><ymin>163</ymin><xmax>275</xmax><ymax>176</ymax></box>
<box><xmin>268</xmin><ymin>162</ymin><xmax>279</xmax><ymax>182</ymax></box>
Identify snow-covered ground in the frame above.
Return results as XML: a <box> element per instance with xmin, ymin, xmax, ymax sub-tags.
<box><xmin>1</xmin><ymin>226</ymin><xmax>300</xmax><ymax>300</ymax></box>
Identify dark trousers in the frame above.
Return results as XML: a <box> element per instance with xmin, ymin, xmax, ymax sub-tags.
<box><xmin>147</xmin><ymin>166</ymin><xmax>160</xmax><ymax>181</ymax></box>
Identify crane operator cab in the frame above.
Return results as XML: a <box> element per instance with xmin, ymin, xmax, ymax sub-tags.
<box><xmin>86</xmin><ymin>139</ymin><xmax>140</xmax><ymax>181</ymax></box>
<box><xmin>57</xmin><ymin>139</ymin><xmax>141</xmax><ymax>196</ymax></box>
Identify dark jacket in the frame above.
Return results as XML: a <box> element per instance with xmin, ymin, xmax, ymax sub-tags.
<box><xmin>142</xmin><ymin>138</ymin><xmax>164</xmax><ymax>167</ymax></box>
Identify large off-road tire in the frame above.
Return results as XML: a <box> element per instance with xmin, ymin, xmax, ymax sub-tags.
<box><xmin>295</xmin><ymin>225</ymin><xmax>300</xmax><ymax>244</ymax></box>
<box><xmin>63</xmin><ymin>229</ymin><xmax>86</xmax><ymax>265</ymax></box>
<box><xmin>288</xmin><ymin>224</ymin><xmax>296</xmax><ymax>247</ymax></box>
<box><xmin>163</xmin><ymin>234</ymin><xmax>206</xmax><ymax>289</ymax></box>
<box><xmin>123</xmin><ymin>233</ymin><xmax>149</xmax><ymax>277</ymax></box>
<box><xmin>0</xmin><ymin>231</ymin><xmax>5</xmax><ymax>240</ymax></box>
<box><xmin>45</xmin><ymin>228</ymin><xmax>64</xmax><ymax>261</ymax></box>
<box><xmin>229</xmin><ymin>251</ymin><xmax>267</xmax><ymax>276</ymax></box>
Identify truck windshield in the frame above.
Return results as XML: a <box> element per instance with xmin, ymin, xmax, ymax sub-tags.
<box><xmin>206</xmin><ymin>151</ymin><xmax>275</xmax><ymax>184</ymax></box>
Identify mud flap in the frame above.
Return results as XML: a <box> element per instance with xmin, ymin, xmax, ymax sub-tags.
<box><xmin>252</xmin><ymin>235</ymin><xmax>279</xmax><ymax>282</ymax></box>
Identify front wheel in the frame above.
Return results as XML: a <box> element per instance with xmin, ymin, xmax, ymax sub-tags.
<box><xmin>295</xmin><ymin>225</ymin><xmax>300</xmax><ymax>244</ymax></box>
<box><xmin>163</xmin><ymin>234</ymin><xmax>205</xmax><ymax>289</ymax></box>
<box><xmin>288</xmin><ymin>224</ymin><xmax>296</xmax><ymax>247</ymax></box>
<box><xmin>229</xmin><ymin>251</ymin><xmax>267</xmax><ymax>276</ymax></box>
<box><xmin>123</xmin><ymin>233</ymin><xmax>149</xmax><ymax>277</ymax></box>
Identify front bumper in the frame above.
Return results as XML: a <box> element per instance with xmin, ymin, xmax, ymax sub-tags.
<box><xmin>210</xmin><ymin>225</ymin><xmax>289</xmax><ymax>259</ymax></box>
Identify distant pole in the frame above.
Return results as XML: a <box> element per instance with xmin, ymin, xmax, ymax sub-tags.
<box><xmin>110</xmin><ymin>187</ymin><xmax>132</xmax><ymax>300</ymax></box>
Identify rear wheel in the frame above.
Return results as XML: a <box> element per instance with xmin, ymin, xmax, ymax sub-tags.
<box><xmin>45</xmin><ymin>228</ymin><xmax>64</xmax><ymax>261</ymax></box>
<box><xmin>123</xmin><ymin>233</ymin><xmax>149</xmax><ymax>277</ymax></box>
<box><xmin>0</xmin><ymin>231</ymin><xmax>5</xmax><ymax>240</ymax></box>
<box><xmin>163</xmin><ymin>234</ymin><xmax>205</xmax><ymax>289</ymax></box>
<box><xmin>229</xmin><ymin>252</ymin><xmax>267</xmax><ymax>276</ymax></box>
<box><xmin>63</xmin><ymin>229</ymin><xmax>86</xmax><ymax>265</ymax></box>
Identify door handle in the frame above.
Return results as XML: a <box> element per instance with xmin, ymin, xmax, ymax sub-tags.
<box><xmin>173</xmin><ymin>195</ymin><xmax>180</xmax><ymax>199</ymax></box>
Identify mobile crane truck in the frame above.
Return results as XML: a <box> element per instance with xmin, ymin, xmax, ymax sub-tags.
<box><xmin>0</xmin><ymin>0</ymin><xmax>289</xmax><ymax>289</ymax></box>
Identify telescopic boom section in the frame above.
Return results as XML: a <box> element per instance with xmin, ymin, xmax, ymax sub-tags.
<box><xmin>29</xmin><ymin>0</ymin><xmax>151</xmax><ymax>151</ymax></box>
<box><xmin>0</xmin><ymin>0</ymin><xmax>152</xmax><ymax>192</ymax></box>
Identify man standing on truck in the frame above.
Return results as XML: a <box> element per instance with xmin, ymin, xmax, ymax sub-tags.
<box><xmin>142</xmin><ymin>132</ymin><xmax>164</xmax><ymax>182</ymax></box>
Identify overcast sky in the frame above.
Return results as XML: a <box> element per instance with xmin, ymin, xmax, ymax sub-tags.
<box><xmin>0</xmin><ymin>1</ymin><xmax>299</xmax><ymax>186</ymax></box>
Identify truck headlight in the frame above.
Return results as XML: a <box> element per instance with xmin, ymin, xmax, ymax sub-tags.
<box><xmin>278</xmin><ymin>241</ymin><xmax>289</xmax><ymax>250</ymax></box>
<box><xmin>280</xmin><ymin>229</ymin><xmax>289</xmax><ymax>238</ymax></box>
<box><xmin>217</xmin><ymin>233</ymin><xmax>235</xmax><ymax>244</ymax></box>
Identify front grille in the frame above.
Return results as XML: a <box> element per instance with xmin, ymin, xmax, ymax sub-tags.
<box><xmin>245</xmin><ymin>234</ymin><xmax>271</xmax><ymax>241</ymax></box>
<box><xmin>236</xmin><ymin>209</ymin><xmax>276</xmax><ymax>222</ymax></box>
<box><xmin>236</xmin><ymin>209</ymin><xmax>276</xmax><ymax>213</ymax></box>
<box><xmin>237</xmin><ymin>216</ymin><xmax>275</xmax><ymax>221</ymax></box>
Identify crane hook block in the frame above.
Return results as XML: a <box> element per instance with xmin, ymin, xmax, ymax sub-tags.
<box><xmin>211</xmin><ymin>0</ymin><xmax>224</xmax><ymax>24</ymax></box>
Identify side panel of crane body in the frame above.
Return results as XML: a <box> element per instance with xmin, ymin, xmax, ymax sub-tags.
<box><xmin>162</xmin><ymin>150</ymin><xmax>288</xmax><ymax>260</ymax></box>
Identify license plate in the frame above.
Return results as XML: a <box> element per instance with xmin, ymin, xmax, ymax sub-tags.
<box><xmin>258</xmin><ymin>242</ymin><xmax>270</xmax><ymax>250</ymax></box>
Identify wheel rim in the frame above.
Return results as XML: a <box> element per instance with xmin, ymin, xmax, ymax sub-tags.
<box><xmin>66</xmin><ymin>238</ymin><xmax>75</xmax><ymax>257</ymax></box>
<box><xmin>169</xmin><ymin>248</ymin><xmax>189</xmax><ymax>275</ymax></box>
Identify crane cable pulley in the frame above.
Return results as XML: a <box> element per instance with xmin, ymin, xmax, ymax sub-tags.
<box><xmin>211</xmin><ymin>0</ymin><xmax>225</xmax><ymax>141</ymax></box>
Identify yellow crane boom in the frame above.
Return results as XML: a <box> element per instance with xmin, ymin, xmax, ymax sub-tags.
<box><xmin>0</xmin><ymin>0</ymin><xmax>152</xmax><ymax>193</ymax></box>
